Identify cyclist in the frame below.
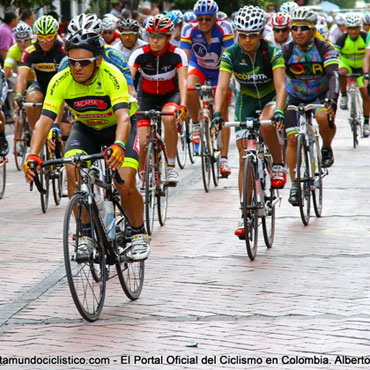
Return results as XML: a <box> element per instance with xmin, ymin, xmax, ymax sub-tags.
<box><xmin>183</xmin><ymin>11</ymin><xmax>196</xmax><ymax>24</ymax></box>
<box><xmin>211</xmin><ymin>5</ymin><xmax>287</xmax><ymax>238</ymax></box>
<box><xmin>363</xmin><ymin>13</ymin><xmax>370</xmax><ymax>32</ymax></box>
<box><xmin>101</xmin><ymin>14</ymin><xmax>120</xmax><ymax>45</ymax></box>
<box><xmin>282</xmin><ymin>8</ymin><xmax>339</xmax><ymax>205</ymax></box>
<box><xmin>166</xmin><ymin>10</ymin><xmax>184</xmax><ymax>48</ymax></box>
<box><xmin>329</xmin><ymin>14</ymin><xmax>346</xmax><ymax>44</ymax></box>
<box><xmin>265</xmin><ymin>12</ymin><xmax>292</xmax><ymax>49</ymax></box>
<box><xmin>129</xmin><ymin>15</ymin><xmax>188</xmax><ymax>186</ymax></box>
<box><xmin>0</xmin><ymin>68</ymin><xmax>8</xmax><ymax>156</ymax></box>
<box><xmin>181</xmin><ymin>0</ymin><xmax>234</xmax><ymax>178</ymax></box>
<box><xmin>336</xmin><ymin>13</ymin><xmax>369</xmax><ymax>136</ymax></box>
<box><xmin>279</xmin><ymin>1</ymin><xmax>299</xmax><ymax>14</ymax></box>
<box><xmin>23</xmin><ymin>28</ymin><xmax>150</xmax><ymax>261</ymax></box>
<box><xmin>15</xmin><ymin>16</ymin><xmax>66</xmax><ymax>132</ymax></box>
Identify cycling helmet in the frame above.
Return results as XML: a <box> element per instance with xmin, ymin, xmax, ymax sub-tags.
<box><xmin>145</xmin><ymin>14</ymin><xmax>174</xmax><ymax>33</ymax></box>
<box><xmin>280</xmin><ymin>1</ymin><xmax>299</xmax><ymax>14</ymax></box>
<box><xmin>193</xmin><ymin>0</ymin><xmax>218</xmax><ymax>16</ymax></box>
<box><xmin>234</xmin><ymin>6</ymin><xmax>266</xmax><ymax>32</ymax></box>
<box><xmin>291</xmin><ymin>8</ymin><xmax>317</xmax><ymax>25</ymax></box>
<box><xmin>183</xmin><ymin>11</ymin><xmax>196</xmax><ymax>22</ymax></box>
<box><xmin>270</xmin><ymin>12</ymin><xmax>291</xmax><ymax>29</ymax></box>
<box><xmin>166</xmin><ymin>10</ymin><xmax>183</xmax><ymax>26</ymax></box>
<box><xmin>363</xmin><ymin>13</ymin><xmax>370</xmax><ymax>24</ymax></box>
<box><xmin>335</xmin><ymin>14</ymin><xmax>346</xmax><ymax>25</ymax></box>
<box><xmin>346</xmin><ymin>13</ymin><xmax>362</xmax><ymax>27</ymax></box>
<box><xmin>33</xmin><ymin>15</ymin><xmax>59</xmax><ymax>35</ymax></box>
<box><xmin>65</xmin><ymin>29</ymin><xmax>105</xmax><ymax>55</ymax></box>
<box><xmin>217</xmin><ymin>11</ymin><xmax>228</xmax><ymax>20</ymax></box>
<box><xmin>67</xmin><ymin>13</ymin><xmax>102</xmax><ymax>35</ymax></box>
<box><xmin>101</xmin><ymin>14</ymin><xmax>118</xmax><ymax>30</ymax></box>
<box><xmin>13</xmin><ymin>24</ymin><xmax>33</xmax><ymax>39</ymax></box>
<box><xmin>118</xmin><ymin>18</ymin><xmax>140</xmax><ymax>32</ymax></box>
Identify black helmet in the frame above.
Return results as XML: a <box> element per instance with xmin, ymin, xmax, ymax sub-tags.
<box><xmin>65</xmin><ymin>29</ymin><xmax>104</xmax><ymax>55</ymax></box>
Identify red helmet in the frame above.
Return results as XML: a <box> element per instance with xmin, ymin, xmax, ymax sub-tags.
<box><xmin>146</xmin><ymin>15</ymin><xmax>174</xmax><ymax>33</ymax></box>
<box><xmin>270</xmin><ymin>12</ymin><xmax>291</xmax><ymax>28</ymax></box>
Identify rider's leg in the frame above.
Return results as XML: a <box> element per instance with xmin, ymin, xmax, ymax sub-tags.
<box><xmin>339</xmin><ymin>66</ymin><xmax>349</xmax><ymax>110</ymax></box>
<box><xmin>0</xmin><ymin>110</ymin><xmax>9</xmax><ymax>156</ymax></box>
<box><xmin>138</xmin><ymin>125</ymin><xmax>150</xmax><ymax>175</ymax></box>
<box><xmin>186</xmin><ymin>71</ymin><xmax>202</xmax><ymax>143</ymax></box>
<box><xmin>360</xmin><ymin>86</ymin><xmax>370</xmax><ymax>136</ymax></box>
<box><xmin>220</xmin><ymin>88</ymin><xmax>231</xmax><ymax>177</ymax></box>
<box><xmin>316</xmin><ymin>109</ymin><xmax>336</xmax><ymax>167</ymax></box>
<box><xmin>25</xmin><ymin>90</ymin><xmax>43</xmax><ymax>131</ymax></box>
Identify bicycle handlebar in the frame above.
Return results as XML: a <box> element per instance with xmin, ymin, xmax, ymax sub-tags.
<box><xmin>23</xmin><ymin>102</ymin><xmax>43</xmax><ymax>107</ymax></box>
<box><xmin>136</xmin><ymin>110</ymin><xmax>174</xmax><ymax>117</ymax></box>
<box><xmin>187</xmin><ymin>84</ymin><xmax>214</xmax><ymax>92</ymax></box>
<box><xmin>223</xmin><ymin>119</ymin><xmax>272</xmax><ymax>128</ymax></box>
<box><xmin>286</xmin><ymin>104</ymin><xmax>325</xmax><ymax>112</ymax></box>
<box><xmin>341</xmin><ymin>73</ymin><xmax>363</xmax><ymax>78</ymax></box>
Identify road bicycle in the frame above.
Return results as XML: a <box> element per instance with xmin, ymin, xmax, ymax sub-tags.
<box><xmin>138</xmin><ymin>110</ymin><xmax>172</xmax><ymax>236</ymax></box>
<box><xmin>286</xmin><ymin>103</ymin><xmax>330</xmax><ymax>226</ymax></box>
<box><xmin>13</xmin><ymin>100</ymin><xmax>42</xmax><ymax>171</ymax></box>
<box><xmin>188</xmin><ymin>81</ymin><xmax>221</xmax><ymax>193</ymax></box>
<box><xmin>29</xmin><ymin>151</ymin><xmax>145</xmax><ymax>321</ymax></box>
<box><xmin>343</xmin><ymin>73</ymin><xmax>363</xmax><ymax>148</ymax></box>
<box><xmin>176</xmin><ymin>116</ymin><xmax>197</xmax><ymax>169</ymax></box>
<box><xmin>224</xmin><ymin>118</ymin><xmax>281</xmax><ymax>261</ymax></box>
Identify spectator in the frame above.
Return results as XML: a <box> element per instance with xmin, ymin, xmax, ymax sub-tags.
<box><xmin>110</xmin><ymin>0</ymin><xmax>122</xmax><ymax>18</ymax></box>
<box><xmin>0</xmin><ymin>11</ymin><xmax>19</xmax><ymax>64</ymax></box>
<box><xmin>18</xmin><ymin>9</ymin><xmax>35</xmax><ymax>27</ymax></box>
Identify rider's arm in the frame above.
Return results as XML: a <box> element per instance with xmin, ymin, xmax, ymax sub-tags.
<box><xmin>114</xmin><ymin>107</ymin><xmax>131</xmax><ymax>145</ymax></box>
<box><xmin>183</xmin><ymin>49</ymin><xmax>191</xmax><ymax>63</ymax></box>
<box><xmin>15</xmin><ymin>67</ymin><xmax>30</xmax><ymax>96</ymax></box>
<box><xmin>3</xmin><ymin>65</ymin><xmax>12</xmax><ymax>80</ymax></box>
<box><xmin>321</xmin><ymin>42</ymin><xmax>340</xmax><ymax>101</ymax></box>
<box><xmin>29</xmin><ymin>114</ymin><xmax>54</xmax><ymax>156</ymax></box>
<box><xmin>214</xmin><ymin>70</ymin><xmax>232</xmax><ymax>113</ymax></box>
<box><xmin>178</xmin><ymin>65</ymin><xmax>188</xmax><ymax>106</ymax></box>
<box><xmin>273</xmin><ymin>67</ymin><xmax>287</xmax><ymax>112</ymax></box>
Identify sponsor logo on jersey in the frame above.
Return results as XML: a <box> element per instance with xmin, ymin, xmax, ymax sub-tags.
<box><xmin>73</xmin><ymin>99</ymin><xmax>108</xmax><ymax>110</ymax></box>
<box><xmin>289</xmin><ymin>62</ymin><xmax>324</xmax><ymax>75</ymax></box>
<box><xmin>34</xmin><ymin>63</ymin><xmax>57</xmax><ymax>72</ymax></box>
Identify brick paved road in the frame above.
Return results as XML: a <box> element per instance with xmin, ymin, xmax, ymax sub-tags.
<box><xmin>1</xmin><ymin>109</ymin><xmax>370</xmax><ymax>370</ymax></box>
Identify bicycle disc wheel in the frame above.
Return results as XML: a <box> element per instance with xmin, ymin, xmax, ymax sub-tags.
<box><xmin>311</xmin><ymin>136</ymin><xmax>323</xmax><ymax>217</ymax></box>
<box><xmin>296</xmin><ymin>134</ymin><xmax>311</xmax><ymax>226</ymax></box>
<box><xmin>262</xmin><ymin>155</ymin><xmax>276</xmax><ymax>248</ymax></box>
<box><xmin>63</xmin><ymin>193</ymin><xmax>106</xmax><ymax>322</ymax></box>
<box><xmin>186</xmin><ymin>119</ymin><xmax>195</xmax><ymax>164</ymax></box>
<box><xmin>176</xmin><ymin>121</ymin><xmax>187</xmax><ymax>169</ymax></box>
<box><xmin>39</xmin><ymin>146</ymin><xmax>50</xmax><ymax>213</ymax></box>
<box><xmin>116</xmin><ymin>218</ymin><xmax>145</xmax><ymax>300</ymax></box>
<box><xmin>13</xmin><ymin>110</ymin><xmax>27</xmax><ymax>171</ymax></box>
<box><xmin>200</xmin><ymin>119</ymin><xmax>211</xmax><ymax>193</ymax></box>
<box><xmin>243</xmin><ymin>155</ymin><xmax>259</xmax><ymax>261</ymax></box>
<box><xmin>157</xmin><ymin>148</ymin><xmax>168</xmax><ymax>226</ymax></box>
<box><xmin>0</xmin><ymin>157</ymin><xmax>6</xmax><ymax>199</ymax></box>
<box><xmin>144</xmin><ymin>142</ymin><xmax>156</xmax><ymax>235</ymax></box>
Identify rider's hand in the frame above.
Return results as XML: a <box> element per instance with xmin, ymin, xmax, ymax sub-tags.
<box><xmin>176</xmin><ymin>105</ymin><xmax>188</xmax><ymax>125</ymax></box>
<box><xmin>271</xmin><ymin>109</ymin><xmax>286</xmax><ymax>130</ymax></box>
<box><xmin>104</xmin><ymin>141</ymin><xmax>126</xmax><ymax>170</ymax></box>
<box><xmin>210</xmin><ymin>112</ymin><xmax>225</xmax><ymax>134</ymax></box>
<box><xmin>47</xmin><ymin>125</ymin><xmax>62</xmax><ymax>152</ymax></box>
<box><xmin>325</xmin><ymin>98</ymin><xmax>337</xmax><ymax>119</ymax></box>
<box><xmin>23</xmin><ymin>154</ymin><xmax>43</xmax><ymax>184</ymax></box>
<box><xmin>14</xmin><ymin>94</ymin><xmax>23</xmax><ymax>109</ymax></box>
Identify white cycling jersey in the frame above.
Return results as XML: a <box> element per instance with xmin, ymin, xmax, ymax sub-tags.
<box><xmin>112</xmin><ymin>38</ymin><xmax>147</xmax><ymax>59</ymax></box>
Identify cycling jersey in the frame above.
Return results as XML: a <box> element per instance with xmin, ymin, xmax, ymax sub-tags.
<box><xmin>264</xmin><ymin>33</ymin><xmax>292</xmax><ymax>49</ymax></box>
<box><xmin>129</xmin><ymin>43</ymin><xmax>188</xmax><ymax>95</ymax></box>
<box><xmin>58</xmin><ymin>44</ymin><xmax>133</xmax><ymax>87</ymax></box>
<box><xmin>180</xmin><ymin>20</ymin><xmax>234</xmax><ymax>70</ymax></box>
<box><xmin>42</xmin><ymin>60</ymin><xmax>137</xmax><ymax>131</ymax></box>
<box><xmin>112</xmin><ymin>38</ymin><xmax>147</xmax><ymax>59</ymax></box>
<box><xmin>335</xmin><ymin>32</ymin><xmax>367</xmax><ymax>69</ymax></box>
<box><xmin>19</xmin><ymin>41</ymin><xmax>66</xmax><ymax>92</ymax></box>
<box><xmin>282</xmin><ymin>38</ymin><xmax>339</xmax><ymax>101</ymax></box>
<box><xmin>4</xmin><ymin>43</ymin><xmax>35</xmax><ymax>81</ymax></box>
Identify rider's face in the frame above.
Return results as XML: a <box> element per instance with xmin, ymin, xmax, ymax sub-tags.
<box><xmin>197</xmin><ymin>15</ymin><xmax>215</xmax><ymax>33</ymax></box>
<box><xmin>238</xmin><ymin>31</ymin><xmax>261</xmax><ymax>53</ymax></box>
<box><xmin>291</xmin><ymin>24</ymin><xmax>315</xmax><ymax>47</ymax></box>
<box><xmin>273</xmin><ymin>27</ymin><xmax>290</xmax><ymax>43</ymax></box>
<box><xmin>347</xmin><ymin>26</ymin><xmax>361</xmax><ymax>40</ymax></box>
<box><xmin>120</xmin><ymin>32</ymin><xmax>138</xmax><ymax>49</ymax></box>
<box><xmin>148</xmin><ymin>32</ymin><xmax>170</xmax><ymax>53</ymax></box>
<box><xmin>68</xmin><ymin>48</ymin><xmax>101</xmax><ymax>83</ymax></box>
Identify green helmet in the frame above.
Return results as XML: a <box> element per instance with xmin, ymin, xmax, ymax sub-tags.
<box><xmin>33</xmin><ymin>15</ymin><xmax>59</xmax><ymax>35</ymax></box>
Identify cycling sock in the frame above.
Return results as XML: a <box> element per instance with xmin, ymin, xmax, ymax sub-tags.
<box><xmin>167</xmin><ymin>158</ymin><xmax>176</xmax><ymax>167</ymax></box>
<box><xmin>220</xmin><ymin>157</ymin><xmax>228</xmax><ymax>164</ymax></box>
<box><xmin>131</xmin><ymin>224</ymin><xmax>145</xmax><ymax>235</ymax></box>
<box><xmin>81</xmin><ymin>223</ymin><xmax>92</xmax><ymax>237</ymax></box>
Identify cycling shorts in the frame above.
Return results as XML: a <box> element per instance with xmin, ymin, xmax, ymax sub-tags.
<box><xmin>234</xmin><ymin>91</ymin><xmax>275</xmax><ymax>141</ymax></box>
<box><xmin>285</xmin><ymin>93</ymin><xmax>328</xmax><ymax>136</ymax></box>
<box><xmin>26</xmin><ymin>80</ymin><xmax>46</xmax><ymax>97</ymax></box>
<box><xmin>137</xmin><ymin>91</ymin><xmax>180</xmax><ymax>128</ymax></box>
<box><xmin>338</xmin><ymin>61</ymin><xmax>364</xmax><ymax>88</ymax></box>
<box><xmin>64</xmin><ymin>117</ymin><xmax>139</xmax><ymax>170</ymax></box>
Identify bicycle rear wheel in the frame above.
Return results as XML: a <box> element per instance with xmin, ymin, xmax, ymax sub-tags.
<box><xmin>13</xmin><ymin>110</ymin><xmax>27</xmax><ymax>171</ymax></box>
<box><xmin>157</xmin><ymin>147</ymin><xmax>168</xmax><ymax>226</ymax></box>
<box><xmin>63</xmin><ymin>193</ymin><xmax>106</xmax><ymax>322</ymax></box>
<box><xmin>296</xmin><ymin>134</ymin><xmax>311</xmax><ymax>225</ymax></box>
<box><xmin>0</xmin><ymin>157</ymin><xmax>6</xmax><ymax>199</ymax></box>
<box><xmin>350</xmin><ymin>92</ymin><xmax>359</xmax><ymax>148</ymax></box>
<box><xmin>311</xmin><ymin>136</ymin><xmax>323</xmax><ymax>217</ymax></box>
<box><xmin>200</xmin><ymin>119</ymin><xmax>211</xmax><ymax>192</ymax></box>
<box><xmin>144</xmin><ymin>142</ymin><xmax>156</xmax><ymax>235</ymax></box>
<box><xmin>211</xmin><ymin>134</ymin><xmax>220</xmax><ymax>187</ymax></box>
<box><xmin>243</xmin><ymin>155</ymin><xmax>259</xmax><ymax>261</ymax></box>
<box><xmin>262</xmin><ymin>155</ymin><xmax>276</xmax><ymax>248</ymax></box>
<box><xmin>39</xmin><ymin>145</ymin><xmax>50</xmax><ymax>213</ymax></box>
<box><xmin>176</xmin><ymin>121</ymin><xmax>187</xmax><ymax>169</ymax></box>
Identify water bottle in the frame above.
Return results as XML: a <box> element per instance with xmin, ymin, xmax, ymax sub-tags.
<box><xmin>104</xmin><ymin>200</ymin><xmax>116</xmax><ymax>240</ymax></box>
<box><xmin>94</xmin><ymin>194</ymin><xmax>106</xmax><ymax>220</ymax></box>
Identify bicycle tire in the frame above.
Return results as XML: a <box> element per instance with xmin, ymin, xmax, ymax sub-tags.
<box><xmin>262</xmin><ymin>155</ymin><xmax>276</xmax><ymax>248</ymax></box>
<box><xmin>116</xmin><ymin>217</ymin><xmax>145</xmax><ymax>300</ymax></box>
<box><xmin>13</xmin><ymin>110</ymin><xmax>27</xmax><ymax>171</ymax></box>
<box><xmin>243</xmin><ymin>155</ymin><xmax>259</xmax><ymax>261</ymax></box>
<box><xmin>176</xmin><ymin>121</ymin><xmax>187</xmax><ymax>169</ymax></box>
<box><xmin>355</xmin><ymin>89</ymin><xmax>363</xmax><ymax>137</ymax></box>
<box><xmin>52</xmin><ymin>167</ymin><xmax>63</xmax><ymax>205</ymax></box>
<box><xmin>311</xmin><ymin>135</ymin><xmax>323</xmax><ymax>217</ymax></box>
<box><xmin>63</xmin><ymin>193</ymin><xmax>106</xmax><ymax>322</ymax></box>
<box><xmin>0</xmin><ymin>157</ymin><xmax>6</xmax><ymax>199</ymax></box>
<box><xmin>350</xmin><ymin>92</ymin><xmax>358</xmax><ymax>148</ymax></box>
<box><xmin>39</xmin><ymin>145</ymin><xmax>50</xmax><ymax>213</ymax></box>
<box><xmin>200</xmin><ymin>119</ymin><xmax>211</xmax><ymax>193</ymax></box>
<box><xmin>157</xmin><ymin>147</ymin><xmax>168</xmax><ymax>226</ymax></box>
<box><xmin>144</xmin><ymin>142</ymin><xmax>156</xmax><ymax>235</ymax></box>
<box><xmin>296</xmin><ymin>134</ymin><xmax>311</xmax><ymax>226</ymax></box>
<box><xmin>211</xmin><ymin>134</ymin><xmax>220</xmax><ymax>187</ymax></box>
<box><xmin>186</xmin><ymin>119</ymin><xmax>195</xmax><ymax>164</ymax></box>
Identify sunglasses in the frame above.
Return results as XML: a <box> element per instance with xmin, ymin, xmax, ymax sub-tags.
<box><xmin>120</xmin><ymin>32</ymin><xmax>138</xmax><ymax>37</ymax></box>
<box><xmin>238</xmin><ymin>32</ymin><xmax>260</xmax><ymax>40</ymax></box>
<box><xmin>16</xmin><ymin>38</ymin><xmax>31</xmax><ymax>43</ymax></box>
<box><xmin>291</xmin><ymin>25</ymin><xmax>312</xmax><ymax>32</ymax></box>
<box><xmin>197</xmin><ymin>16</ymin><xmax>213</xmax><ymax>22</ymax></box>
<box><xmin>68</xmin><ymin>57</ymin><xmax>97</xmax><ymax>67</ymax></box>
<box><xmin>148</xmin><ymin>32</ymin><xmax>167</xmax><ymax>40</ymax></box>
<box><xmin>273</xmin><ymin>28</ymin><xmax>290</xmax><ymax>33</ymax></box>
<box><xmin>37</xmin><ymin>34</ymin><xmax>56</xmax><ymax>41</ymax></box>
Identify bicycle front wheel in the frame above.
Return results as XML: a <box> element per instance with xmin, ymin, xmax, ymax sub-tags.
<box><xmin>186</xmin><ymin>119</ymin><xmax>195</xmax><ymax>164</ymax></box>
<box><xmin>349</xmin><ymin>92</ymin><xmax>359</xmax><ymax>148</ymax></box>
<box><xmin>200</xmin><ymin>119</ymin><xmax>211</xmax><ymax>193</ymax></box>
<box><xmin>63</xmin><ymin>193</ymin><xmax>106</xmax><ymax>322</ymax></box>
<box><xmin>176</xmin><ymin>121</ymin><xmax>187</xmax><ymax>169</ymax></box>
<box><xmin>296</xmin><ymin>134</ymin><xmax>311</xmax><ymax>226</ymax></box>
<box><xmin>311</xmin><ymin>136</ymin><xmax>323</xmax><ymax>217</ymax></box>
<box><xmin>13</xmin><ymin>110</ymin><xmax>27</xmax><ymax>171</ymax></box>
<box><xmin>0</xmin><ymin>157</ymin><xmax>6</xmax><ymax>199</ymax></box>
<box><xmin>157</xmin><ymin>147</ymin><xmax>168</xmax><ymax>226</ymax></box>
<box><xmin>52</xmin><ymin>165</ymin><xmax>64</xmax><ymax>205</ymax></box>
<box><xmin>211</xmin><ymin>135</ymin><xmax>220</xmax><ymax>187</ymax></box>
<box><xmin>144</xmin><ymin>142</ymin><xmax>156</xmax><ymax>235</ymax></box>
<box><xmin>39</xmin><ymin>145</ymin><xmax>50</xmax><ymax>213</ymax></box>
<box><xmin>243</xmin><ymin>155</ymin><xmax>259</xmax><ymax>261</ymax></box>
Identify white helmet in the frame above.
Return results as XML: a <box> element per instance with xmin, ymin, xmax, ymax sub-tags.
<box><xmin>335</xmin><ymin>14</ymin><xmax>346</xmax><ymax>26</ymax></box>
<box><xmin>346</xmin><ymin>13</ymin><xmax>362</xmax><ymax>27</ymax></box>
<box><xmin>291</xmin><ymin>8</ymin><xmax>317</xmax><ymax>25</ymax></box>
<box><xmin>67</xmin><ymin>13</ymin><xmax>102</xmax><ymax>35</ymax></box>
<box><xmin>280</xmin><ymin>1</ymin><xmax>299</xmax><ymax>14</ymax></box>
<box><xmin>234</xmin><ymin>6</ymin><xmax>266</xmax><ymax>32</ymax></box>
<box><xmin>102</xmin><ymin>14</ymin><xmax>118</xmax><ymax>30</ymax></box>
